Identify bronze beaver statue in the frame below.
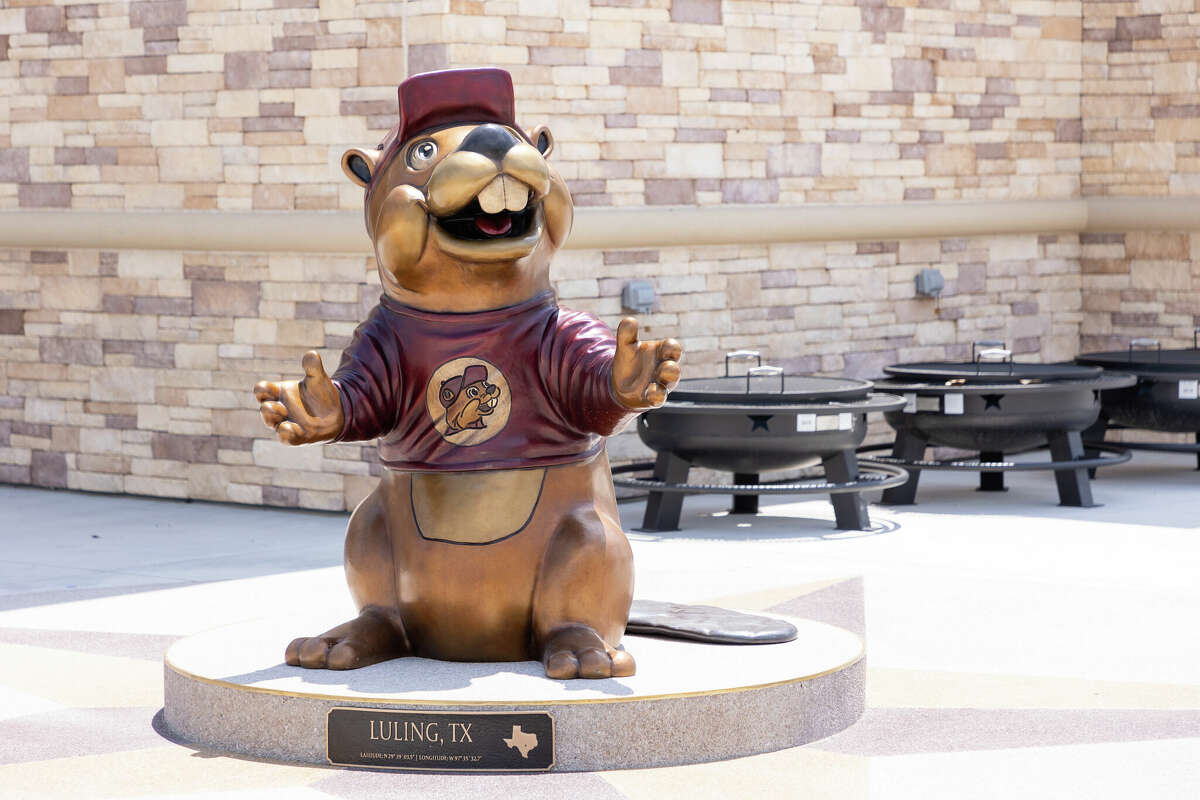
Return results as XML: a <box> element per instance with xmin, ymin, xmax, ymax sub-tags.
<box><xmin>253</xmin><ymin>68</ymin><xmax>682</xmax><ymax>679</ymax></box>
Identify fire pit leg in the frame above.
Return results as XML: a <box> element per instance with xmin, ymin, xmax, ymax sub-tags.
<box><xmin>978</xmin><ymin>451</ymin><xmax>1006</xmax><ymax>492</ymax></box>
<box><xmin>730</xmin><ymin>473</ymin><xmax>760</xmax><ymax>515</ymax></box>
<box><xmin>822</xmin><ymin>451</ymin><xmax>871</xmax><ymax>531</ymax></box>
<box><xmin>640</xmin><ymin>451</ymin><xmax>691</xmax><ymax>531</ymax></box>
<box><xmin>1195</xmin><ymin>432</ymin><xmax>1199</xmax><ymax>471</ymax></box>
<box><xmin>1047</xmin><ymin>430</ymin><xmax>1096</xmax><ymax>507</ymax></box>
<box><xmin>880</xmin><ymin>431</ymin><xmax>927</xmax><ymax>505</ymax></box>
<box><xmin>1082</xmin><ymin>417</ymin><xmax>1109</xmax><ymax>479</ymax></box>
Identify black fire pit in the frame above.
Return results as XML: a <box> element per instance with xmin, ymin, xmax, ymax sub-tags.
<box><xmin>863</xmin><ymin>343</ymin><xmax>1135</xmax><ymax>507</ymax></box>
<box><xmin>613</xmin><ymin>352</ymin><xmax>908</xmax><ymax>531</ymax></box>
<box><xmin>1076</xmin><ymin>333</ymin><xmax>1200</xmax><ymax>468</ymax></box>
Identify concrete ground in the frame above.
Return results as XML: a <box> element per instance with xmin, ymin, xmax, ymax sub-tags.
<box><xmin>1</xmin><ymin>451</ymin><xmax>1198</xmax><ymax>799</ymax></box>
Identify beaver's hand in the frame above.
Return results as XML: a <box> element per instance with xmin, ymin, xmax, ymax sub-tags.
<box><xmin>253</xmin><ymin>351</ymin><xmax>345</xmax><ymax>445</ymax></box>
<box><xmin>611</xmin><ymin>317</ymin><xmax>682</xmax><ymax>409</ymax></box>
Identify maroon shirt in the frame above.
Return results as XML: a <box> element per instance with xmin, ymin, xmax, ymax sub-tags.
<box><xmin>331</xmin><ymin>291</ymin><xmax>635</xmax><ymax>472</ymax></box>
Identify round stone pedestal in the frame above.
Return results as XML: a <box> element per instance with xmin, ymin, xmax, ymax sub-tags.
<box><xmin>164</xmin><ymin>615</ymin><xmax>863</xmax><ymax>772</ymax></box>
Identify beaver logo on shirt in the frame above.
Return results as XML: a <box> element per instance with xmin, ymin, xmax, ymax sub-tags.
<box><xmin>425</xmin><ymin>357</ymin><xmax>511</xmax><ymax>446</ymax></box>
<box><xmin>439</xmin><ymin>364</ymin><xmax>500</xmax><ymax>433</ymax></box>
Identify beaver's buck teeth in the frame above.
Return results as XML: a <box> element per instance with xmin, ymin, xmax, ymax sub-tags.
<box><xmin>476</xmin><ymin>175</ymin><xmax>530</xmax><ymax>215</ymax></box>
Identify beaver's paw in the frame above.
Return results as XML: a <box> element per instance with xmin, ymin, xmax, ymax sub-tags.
<box><xmin>284</xmin><ymin>609</ymin><xmax>408</xmax><ymax>671</ymax></box>
<box><xmin>541</xmin><ymin>624</ymin><xmax>636</xmax><ymax>680</ymax></box>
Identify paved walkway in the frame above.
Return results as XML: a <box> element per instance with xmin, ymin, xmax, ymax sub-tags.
<box><xmin>2</xmin><ymin>452</ymin><xmax>1198</xmax><ymax>798</ymax></box>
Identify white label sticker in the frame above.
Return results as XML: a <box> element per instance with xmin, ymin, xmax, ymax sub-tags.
<box><xmin>903</xmin><ymin>393</ymin><xmax>917</xmax><ymax>413</ymax></box>
<box><xmin>797</xmin><ymin>413</ymin><xmax>817</xmax><ymax>432</ymax></box>
<box><xmin>917</xmin><ymin>396</ymin><xmax>940</xmax><ymax>412</ymax></box>
<box><xmin>1180</xmin><ymin>380</ymin><xmax>1199</xmax><ymax>400</ymax></box>
<box><xmin>816</xmin><ymin>414</ymin><xmax>840</xmax><ymax>431</ymax></box>
<box><xmin>838</xmin><ymin>412</ymin><xmax>853</xmax><ymax>431</ymax></box>
<box><xmin>943</xmin><ymin>393</ymin><xmax>964</xmax><ymax>415</ymax></box>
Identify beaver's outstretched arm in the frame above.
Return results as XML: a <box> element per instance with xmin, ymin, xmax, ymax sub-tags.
<box><xmin>611</xmin><ymin>317</ymin><xmax>682</xmax><ymax>409</ymax></box>
<box><xmin>253</xmin><ymin>351</ymin><xmax>345</xmax><ymax>445</ymax></box>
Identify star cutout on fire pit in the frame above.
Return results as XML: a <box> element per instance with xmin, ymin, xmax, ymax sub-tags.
<box><xmin>748</xmin><ymin>415</ymin><xmax>773</xmax><ymax>431</ymax></box>
<box><xmin>982</xmin><ymin>394</ymin><xmax>1004</xmax><ymax>410</ymax></box>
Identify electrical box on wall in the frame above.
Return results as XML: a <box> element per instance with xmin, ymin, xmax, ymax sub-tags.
<box><xmin>915</xmin><ymin>268</ymin><xmax>944</xmax><ymax>298</ymax></box>
<box><xmin>621</xmin><ymin>280</ymin><xmax>655</xmax><ymax>314</ymax></box>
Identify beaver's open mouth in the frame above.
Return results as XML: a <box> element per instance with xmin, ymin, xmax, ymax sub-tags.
<box><xmin>436</xmin><ymin>198</ymin><xmax>536</xmax><ymax>241</ymax></box>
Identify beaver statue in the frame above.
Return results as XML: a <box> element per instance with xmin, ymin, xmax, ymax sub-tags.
<box><xmin>251</xmin><ymin>67</ymin><xmax>683</xmax><ymax>679</ymax></box>
<box><xmin>253</xmin><ymin>68</ymin><xmax>794</xmax><ymax>680</ymax></box>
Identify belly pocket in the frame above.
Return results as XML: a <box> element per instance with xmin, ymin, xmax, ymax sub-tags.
<box><xmin>411</xmin><ymin>468</ymin><xmax>546</xmax><ymax>544</ymax></box>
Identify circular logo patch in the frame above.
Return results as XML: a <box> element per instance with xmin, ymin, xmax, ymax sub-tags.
<box><xmin>425</xmin><ymin>357</ymin><xmax>511</xmax><ymax>446</ymax></box>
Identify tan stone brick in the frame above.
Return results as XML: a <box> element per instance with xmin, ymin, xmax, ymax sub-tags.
<box><xmin>158</xmin><ymin>147</ymin><xmax>224</xmax><ymax>182</ymax></box>
<box><xmin>39</xmin><ymin>277</ymin><xmax>103</xmax><ymax>311</ymax></box>
<box><xmin>1113</xmin><ymin>142</ymin><xmax>1175</xmax><ymax>172</ymax></box>
<box><xmin>925</xmin><ymin>145</ymin><xmax>976</xmax><ymax>177</ymax></box>
<box><xmin>151</xmin><ymin>120</ymin><xmax>209</xmax><ymax>148</ymax></box>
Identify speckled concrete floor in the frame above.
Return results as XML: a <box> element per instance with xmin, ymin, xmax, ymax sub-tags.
<box><xmin>2</xmin><ymin>450</ymin><xmax>1198</xmax><ymax>799</ymax></box>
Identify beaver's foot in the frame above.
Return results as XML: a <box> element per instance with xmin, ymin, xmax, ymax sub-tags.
<box><xmin>284</xmin><ymin>607</ymin><xmax>408</xmax><ymax>670</ymax></box>
<box><xmin>541</xmin><ymin>624</ymin><xmax>635</xmax><ymax>679</ymax></box>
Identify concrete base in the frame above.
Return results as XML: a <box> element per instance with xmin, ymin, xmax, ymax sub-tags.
<box><xmin>163</xmin><ymin>614</ymin><xmax>864</xmax><ymax>772</ymax></box>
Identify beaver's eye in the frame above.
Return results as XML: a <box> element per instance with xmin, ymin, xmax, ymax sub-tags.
<box><xmin>467</xmin><ymin>387</ymin><xmax>478</xmax><ymax>398</ymax></box>
<box><xmin>408</xmin><ymin>140</ymin><xmax>438</xmax><ymax>168</ymax></box>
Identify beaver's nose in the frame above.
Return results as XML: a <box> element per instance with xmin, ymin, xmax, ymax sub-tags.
<box><xmin>459</xmin><ymin>124</ymin><xmax>520</xmax><ymax>163</ymax></box>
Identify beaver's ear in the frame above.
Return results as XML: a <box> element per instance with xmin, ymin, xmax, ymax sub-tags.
<box><xmin>529</xmin><ymin>125</ymin><xmax>554</xmax><ymax>158</ymax></box>
<box><xmin>341</xmin><ymin>147</ymin><xmax>378</xmax><ymax>188</ymax></box>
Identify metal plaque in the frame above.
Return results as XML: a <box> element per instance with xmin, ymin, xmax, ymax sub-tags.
<box><xmin>327</xmin><ymin>708</ymin><xmax>554</xmax><ymax>772</ymax></box>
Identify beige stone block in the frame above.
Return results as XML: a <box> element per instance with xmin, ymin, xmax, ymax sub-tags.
<box><xmin>843</xmin><ymin>57</ymin><xmax>893</xmax><ymax>92</ymax></box>
<box><xmin>233</xmin><ymin>318</ymin><xmax>277</xmax><ymax>344</ymax></box>
<box><xmin>40</xmin><ymin>276</ymin><xmax>102</xmax><ymax>311</ymax></box>
<box><xmin>1156</xmin><ymin>118</ymin><xmax>1200</xmax><ymax>143</ymax></box>
<box><xmin>443</xmin><ymin>14</ymin><xmax>506</xmax><ymax>42</ymax></box>
<box><xmin>167</xmin><ymin>54</ymin><xmax>225</xmax><ymax>74</ymax></box>
<box><xmin>117</xmin><ymin>251</ymin><xmax>184</xmax><ymax>279</ymax></box>
<box><xmin>817</xmin><ymin>5</ymin><xmax>860</xmax><ymax>31</ymax></box>
<box><xmin>175</xmin><ymin>344</ymin><xmax>220</xmax><ymax>370</ymax></box>
<box><xmin>82</xmin><ymin>29</ymin><xmax>143</xmax><ymax>58</ymax></box>
<box><xmin>662</xmin><ymin>51</ymin><xmax>699</xmax><ymax>87</ymax></box>
<box><xmin>1131</xmin><ymin>261</ymin><xmax>1192</xmax><ymax>291</ymax></box>
<box><xmin>320</xmin><ymin>0</ymin><xmax>357</xmax><ymax>20</ymax></box>
<box><xmin>151</xmin><ymin>119</ymin><xmax>209</xmax><ymax>147</ymax></box>
<box><xmin>990</xmin><ymin>236</ymin><xmax>1039</xmax><ymax>262</ymax></box>
<box><xmin>80</xmin><ymin>428</ymin><xmax>123</xmax><ymax>454</ymax></box>
<box><xmin>0</xmin><ymin>8</ymin><xmax>24</xmax><ymax>35</ymax></box>
<box><xmin>1125</xmin><ymin>231</ymin><xmax>1188</xmax><ymax>260</ymax></box>
<box><xmin>125</xmin><ymin>475</ymin><xmax>189</xmax><ymax>499</ymax></box>
<box><xmin>925</xmin><ymin>146</ymin><xmax>976</xmax><ymax>177</ymax></box>
<box><xmin>898</xmin><ymin>240</ymin><xmax>941</xmax><ymax>264</ymax></box>
<box><xmin>216</xmin><ymin>91</ymin><xmax>260</xmax><ymax>118</ymax></box>
<box><xmin>1153</xmin><ymin>62</ymin><xmax>1198</xmax><ymax>94</ymax></box>
<box><xmin>782</xmin><ymin>91</ymin><xmax>833</xmax><ymax>118</ymax></box>
<box><xmin>91</xmin><ymin>367</ymin><xmax>157</xmax><ymax>404</ymax></box>
<box><xmin>590</xmin><ymin>19</ymin><xmax>642</xmax><ymax>48</ymax></box>
<box><xmin>313</xmin><ymin>49</ymin><xmax>358</xmax><ymax>70</ymax></box>
<box><xmin>1113</xmin><ymin>142</ymin><xmax>1174</xmax><ymax>172</ymax></box>
<box><xmin>11</xmin><ymin>122</ymin><xmax>65</xmax><ymax>148</ymax></box>
<box><xmin>276</xmin><ymin>319</ymin><xmax>325</xmax><ymax>347</ymax></box>
<box><xmin>159</xmin><ymin>147</ymin><xmax>224</xmax><ymax>182</ymax></box>
<box><xmin>88</xmin><ymin>60</ymin><xmax>125</xmax><ymax>94</ymax></box>
<box><xmin>212</xmin><ymin>25</ymin><xmax>273</xmax><ymax>52</ymax></box>
<box><xmin>294</xmin><ymin>89</ymin><xmax>342</xmax><ymax>118</ymax></box>
<box><xmin>366</xmin><ymin>19</ymin><xmax>404</xmax><ymax>48</ymax></box>
<box><xmin>1042</xmin><ymin>16</ymin><xmax>1082</xmax><ymax>40</ymax></box>
<box><xmin>665</xmin><ymin>143</ymin><xmax>724</xmax><ymax>178</ymax></box>
<box><xmin>253</xmin><ymin>438</ymin><xmax>324</xmax><ymax>471</ymax></box>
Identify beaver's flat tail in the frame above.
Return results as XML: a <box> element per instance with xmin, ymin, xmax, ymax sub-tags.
<box><xmin>625</xmin><ymin>599</ymin><xmax>798</xmax><ymax>644</ymax></box>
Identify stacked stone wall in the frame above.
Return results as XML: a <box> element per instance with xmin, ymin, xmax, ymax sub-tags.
<box><xmin>1079</xmin><ymin>2</ymin><xmax>1200</xmax><ymax>351</ymax></box>
<box><xmin>0</xmin><ymin>0</ymin><xmax>1193</xmax><ymax>507</ymax></box>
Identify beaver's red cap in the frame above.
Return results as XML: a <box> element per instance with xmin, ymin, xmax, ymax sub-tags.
<box><xmin>398</xmin><ymin>68</ymin><xmax>517</xmax><ymax>142</ymax></box>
